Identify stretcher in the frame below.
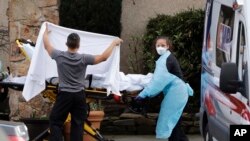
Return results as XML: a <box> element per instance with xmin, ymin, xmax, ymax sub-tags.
<box><xmin>0</xmin><ymin>39</ymin><xmax>115</xmax><ymax>141</ymax></box>
<box><xmin>0</xmin><ymin>38</ymin><xmax>153</xmax><ymax>140</ymax></box>
<box><xmin>0</xmin><ymin>77</ymin><xmax>114</xmax><ymax>141</ymax></box>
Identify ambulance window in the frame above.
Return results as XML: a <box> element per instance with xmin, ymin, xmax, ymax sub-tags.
<box><xmin>216</xmin><ymin>5</ymin><xmax>234</xmax><ymax>67</ymax></box>
<box><xmin>236</xmin><ymin>22</ymin><xmax>246</xmax><ymax>68</ymax></box>
<box><xmin>237</xmin><ymin>22</ymin><xmax>248</xmax><ymax>98</ymax></box>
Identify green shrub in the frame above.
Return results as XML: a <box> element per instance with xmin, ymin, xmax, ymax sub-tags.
<box><xmin>142</xmin><ymin>9</ymin><xmax>205</xmax><ymax>112</ymax></box>
<box><xmin>59</xmin><ymin>0</ymin><xmax>122</xmax><ymax>36</ymax></box>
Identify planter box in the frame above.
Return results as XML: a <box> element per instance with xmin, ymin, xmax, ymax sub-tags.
<box><xmin>64</xmin><ymin>110</ymin><xmax>105</xmax><ymax>141</ymax></box>
<box><xmin>84</xmin><ymin>110</ymin><xmax>105</xmax><ymax>141</ymax></box>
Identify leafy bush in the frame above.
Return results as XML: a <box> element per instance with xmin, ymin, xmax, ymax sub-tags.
<box><xmin>59</xmin><ymin>0</ymin><xmax>122</xmax><ymax>36</ymax></box>
<box><xmin>142</xmin><ymin>9</ymin><xmax>205</xmax><ymax>112</ymax></box>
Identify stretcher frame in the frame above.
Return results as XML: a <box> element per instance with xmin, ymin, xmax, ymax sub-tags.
<box><xmin>0</xmin><ymin>39</ymin><xmax>113</xmax><ymax>141</ymax></box>
<box><xmin>0</xmin><ymin>80</ymin><xmax>113</xmax><ymax>141</ymax></box>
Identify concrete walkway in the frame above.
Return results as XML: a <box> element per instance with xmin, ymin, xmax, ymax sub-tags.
<box><xmin>105</xmin><ymin>134</ymin><xmax>203</xmax><ymax>141</ymax></box>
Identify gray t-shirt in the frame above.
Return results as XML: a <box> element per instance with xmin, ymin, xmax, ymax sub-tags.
<box><xmin>51</xmin><ymin>49</ymin><xmax>95</xmax><ymax>92</ymax></box>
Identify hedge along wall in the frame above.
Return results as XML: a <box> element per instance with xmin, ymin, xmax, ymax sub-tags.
<box><xmin>59</xmin><ymin>0</ymin><xmax>122</xmax><ymax>36</ymax></box>
<box><xmin>143</xmin><ymin>9</ymin><xmax>205</xmax><ymax>112</ymax></box>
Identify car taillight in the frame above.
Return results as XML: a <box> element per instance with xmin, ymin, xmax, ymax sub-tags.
<box><xmin>8</xmin><ymin>136</ymin><xmax>25</xmax><ymax>141</ymax></box>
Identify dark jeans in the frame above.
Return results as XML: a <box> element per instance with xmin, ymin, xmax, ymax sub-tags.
<box><xmin>49</xmin><ymin>90</ymin><xmax>86</xmax><ymax>141</ymax></box>
<box><xmin>169</xmin><ymin>117</ymin><xmax>189</xmax><ymax>141</ymax></box>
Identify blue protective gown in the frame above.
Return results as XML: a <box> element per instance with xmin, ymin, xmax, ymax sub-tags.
<box><xmin>138</xmin><ymin>50</ymin><xmax>193</xmax><ymax>139</ymax></box>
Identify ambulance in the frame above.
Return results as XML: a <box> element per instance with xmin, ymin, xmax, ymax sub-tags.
<box><xmin>200</xmin><ymin>0</ymin><xmax>250</xmax><ymax>140</ymax></box>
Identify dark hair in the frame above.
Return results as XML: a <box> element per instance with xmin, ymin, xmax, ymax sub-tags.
<box><xmin>66</xmin><ymin>33</ymin><xmax>80</xmax><ymax>49</ymax></box>
<box><xmin>153</xmin><ymin>36</ymin><xmax>173</xmax><ymax>51</ymax></box>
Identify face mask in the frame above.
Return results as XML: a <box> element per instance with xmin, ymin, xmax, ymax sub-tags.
<box><xmin>156</xmin><ymin>46</ymin><xmax>167</xmax><ymax>55</ymax></box>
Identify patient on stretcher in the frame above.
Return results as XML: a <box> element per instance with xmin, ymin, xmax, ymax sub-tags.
<box><xmin>3</xmin><ymin>26</ymin><xmax>152</xmax><ymax>100</ymax></box>
<box><xmin>1</xmin><ymin>72</ymin><xmax>152</xmax><ymax>93</ymax></box>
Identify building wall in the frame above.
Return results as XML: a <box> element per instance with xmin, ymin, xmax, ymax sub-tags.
<box><xmin>6</xmin><ymin>0</ymin><xmax>59</xmax><ymax>120</ymax></box>
<box><xmin>0</xmin><ymin>0</ymin><xmax>8</xmax><ymax>27</ymax></box>
<box><xmin>0</xmin><ymin>0</ymin><xmax>9</xmax><ymax>71</ymax></box>
<box><xmin>2</xmin><ymin>0</ymin><xmax>206</xmax><ymax>73</ymax></box>
<box><xmin>120</xmin><ymin>0</ymin><xmax>206</xmax><ymax>72</ymax></box>
<box><xmin>1</xmin><ymin>0</ymin><xmax>206</xmax><ymax>119</ymax></box>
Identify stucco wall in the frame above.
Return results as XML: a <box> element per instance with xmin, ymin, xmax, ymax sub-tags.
<box><xmin>120</xmin><ymin>0</ymin><xmax>206</xmax><ymax>73</ymax></box>
<box><xmin>0</xmin><ymin>0</ymin><xmax>8</xmax><ymax>27</ymax></box>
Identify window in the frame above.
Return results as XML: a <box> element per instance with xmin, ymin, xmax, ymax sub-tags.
<box><xmin>236</xmin><ymin>22</ymin><xmax>246</xmax><ymax>71</ymax></box>
<box><xmin>237</xmin><ymin>22</ymin><xmax>248</xmax><ymax>98</ymax></box>
<box><xmin>216</xmin><ymin>5</ymin><xmax>234</xmax><ymax>67</ymax></box>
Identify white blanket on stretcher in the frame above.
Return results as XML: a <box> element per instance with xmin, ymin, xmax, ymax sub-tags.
<box><xmin>22</xmin><ymin>22</ymin><xmax>120</xmax><ymax>101</ymax></box>
<box><xmin>5</xmin><ymin>72</ymin><xmax>152</xmax><ymax>93</ymax></box>
<box><xmin>85</xmin><ymin>72</ymin><xmax>152</xmax><ymax>92</ymax></box>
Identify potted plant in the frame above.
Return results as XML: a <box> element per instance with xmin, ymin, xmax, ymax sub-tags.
<box><xmin>84</xmin><ymin>99</ymin><xmax>105</xmax><ymax>141</ymax></box>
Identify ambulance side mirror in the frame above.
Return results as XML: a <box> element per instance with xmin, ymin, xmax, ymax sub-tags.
<box><xmin>220</xmin><ymin>63</ymin><xmax>242</xmax><ymax>94</ymax></box>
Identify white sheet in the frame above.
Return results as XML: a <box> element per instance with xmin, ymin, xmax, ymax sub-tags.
<box><xmin>22</xmin><ymin>22</ymin><xmax>120</xmax><ymax>101</ymax></box>
<box><xmin>5</xmin><ymin>72</ymin><xmax>152</xmax><ymax>94</ymax></box>
<box><xmin>84</xmin><ymin>72</ymin><xmax>152</xmax><ymax>92</ymax></box>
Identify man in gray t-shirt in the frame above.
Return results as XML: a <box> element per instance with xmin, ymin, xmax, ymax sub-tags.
<box><xmin>43</xmin><ymin>23</ymin><xmax>122</xmax><ymax>141</ymax></box>
<box><xmin>51</xmin><ymin>50</ymin><xmax>94</xmax><ymax>92</ymax></box>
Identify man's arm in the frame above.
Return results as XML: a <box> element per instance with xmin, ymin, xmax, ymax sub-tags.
<box><xmin>94</xmin><ymin>38</ymin><xmax>123</xmax><ymax>64</ymax></box>
<box><xmin>43</xmin><ymin>23</ymin><xmax>54</xmax><ymax>56</ymax></box>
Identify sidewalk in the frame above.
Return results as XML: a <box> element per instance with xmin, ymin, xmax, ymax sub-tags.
<box><xmin>105</xmin><ymin>134</ymin><xmax>203</xmax><ymax>141</ymax></box>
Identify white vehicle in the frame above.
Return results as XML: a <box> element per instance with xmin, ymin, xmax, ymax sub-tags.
<box><xmin>0</xmin><ymin>120</ymin><xmax>29</xmax><ymax>141</ymax></box>
<box><xmin>200</xmin><ymin>0</ymin><xmax>250</xmax><ymax>141</ymax></box>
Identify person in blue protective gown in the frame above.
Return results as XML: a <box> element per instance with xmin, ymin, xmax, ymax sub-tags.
<box><xmin>136</xmin><ymin>36</ymin><xmax>193</xmax><ymax>140</ymax></box>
